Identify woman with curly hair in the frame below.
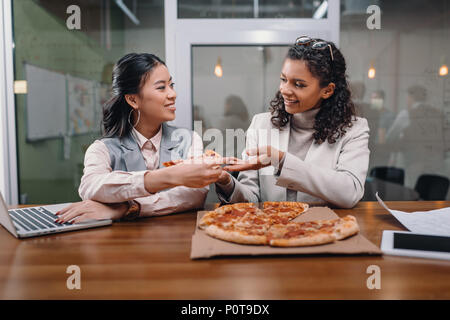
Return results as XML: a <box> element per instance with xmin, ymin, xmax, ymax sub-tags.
<box><xmin>214</xmin><ymin>36</ymin><xmax>370</xmax><ymax>208</ymax></box>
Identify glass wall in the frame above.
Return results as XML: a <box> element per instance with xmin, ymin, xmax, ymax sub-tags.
<box><xmin>12</xmin><ymin>0</ymin><xmax>165</xmax><ymax>204</ymax></box>
<box><xmin>9</xmin><ymin>1</ymin><xmax>450</xmax><ymax>203</ymax></box>
<box><xmin>340</xmin><ymin>0</ymin><xmax>450</xmax><ymax>199</ymax></box>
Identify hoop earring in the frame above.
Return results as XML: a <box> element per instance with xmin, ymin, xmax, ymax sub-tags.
<box><xmin>128</xmin><ymin>109</ymin><xmax>140</xmax><ymax>128</ymax></box>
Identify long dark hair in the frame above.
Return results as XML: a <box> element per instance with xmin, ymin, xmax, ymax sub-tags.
<box><xmin>270</xmin><ymin>39</ymin><xmax>356</xmax><ymax>144</ymax></box>
<box><xmin>102</xmin><ymin>53</ymin><xmax>166</xmax><ymax>138</ymax></box>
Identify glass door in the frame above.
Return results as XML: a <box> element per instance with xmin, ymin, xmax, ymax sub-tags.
<box><xmin>165</xmin><ymin>0</ymin><xmax>340</xmax><ymax>202</ymax></box>
<box><xmin>165</xmin><ymin>0</ymin><xmax>341</xmax><ymax>130</ymax></box>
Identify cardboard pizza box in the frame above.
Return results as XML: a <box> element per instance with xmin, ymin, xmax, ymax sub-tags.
<box><xmin>190</xmin><ymin>206</ymin><xmax>382</xmax><ymax>259</ymax></box>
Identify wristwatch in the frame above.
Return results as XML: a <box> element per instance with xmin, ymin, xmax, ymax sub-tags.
<box><xmin>122</xmin><ymin>200</ymin><xmax>140</xmax><ymax>221</ymax></box>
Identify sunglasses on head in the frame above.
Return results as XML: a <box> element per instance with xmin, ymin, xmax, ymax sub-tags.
<box><xmin>295</xmin><ymin>36</ymin><xmax>334</xmax><ymax>61</ymax></box>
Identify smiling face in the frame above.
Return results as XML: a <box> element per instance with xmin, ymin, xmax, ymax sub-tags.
<box><xmin>126</xmin><ymin>63</ymin><xmax>177</xmax><ymax>130</ymax></box>
<box><xmin>279</xmin><ymin>58</ymin><xmax>335</xmax><ymax>114</ymax></box>
<box><xmin>138</xmin><ymin>64</ymin><xmax>176</xmax><ymax>122</ymax></box>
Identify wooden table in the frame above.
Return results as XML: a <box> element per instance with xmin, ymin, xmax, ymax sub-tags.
<box><xmin>1</xmin><ymin>201</ymin><xmax>449</xmax><ymax>300</ymax></box>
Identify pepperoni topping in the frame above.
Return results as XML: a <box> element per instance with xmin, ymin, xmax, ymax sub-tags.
<box><xmin>252</xmin><ymin>218</ymin><xmax>266</xmax><ymax>225</ymax></box>
<box><xmin>230</xmin><ymin>209</ymin><xmax>246</xmax><ymax>217</ymax></box>
<box><xmin>215</xmin><ymin>215</ymin><xmax>235</xmax><ymax>223</ymax></box>
<box><xmin>271</xmin><ymin>216</ymin><xmax>289</xmax><ymax>224</ymax></box>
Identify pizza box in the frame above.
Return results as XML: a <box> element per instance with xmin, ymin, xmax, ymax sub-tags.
<box><xmin>190</xmin><ymin>206</ymin><xmax>382</xmax><ymax>259</ymax></box>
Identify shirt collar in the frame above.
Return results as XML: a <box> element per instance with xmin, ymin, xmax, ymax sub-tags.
<box><xmin>131</xmin><ymin>126</ymin><xmax>162</xmax><ymax>151</ymax></box>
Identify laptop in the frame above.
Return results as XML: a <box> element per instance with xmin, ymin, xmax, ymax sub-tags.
<box><xmin>0</xmin><ymin>192</ymin><xmax>112</xmax><ymax>238</ymax></box>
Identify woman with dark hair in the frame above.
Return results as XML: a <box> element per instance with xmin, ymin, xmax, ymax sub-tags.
<box><xmin>56</xmin><ymin>53</ymin><xmax>223</xmax><ymax>223</ymax></box>
<box><xmin>215</xmin><ymin>36</ymin><xmax>370</xmax><ymax>208</ymax></box>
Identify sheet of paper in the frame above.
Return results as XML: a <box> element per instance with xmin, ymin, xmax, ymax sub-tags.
<box><xmin>376</xmin><ymin>192</ymin><xmax>450</xmax><ymax>236</ymax></box>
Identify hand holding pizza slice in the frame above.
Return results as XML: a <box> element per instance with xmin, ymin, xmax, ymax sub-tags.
<box><xmin>222</xmin><ymin>146</ymin><xmax>285</xmax><ymax>172</ymax></box>
<box><xmin>163</xmin><ymin>149</ymin><xmax>243</xmax><ymax>168</ymax></box>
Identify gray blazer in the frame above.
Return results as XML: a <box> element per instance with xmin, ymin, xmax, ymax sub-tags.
<box><xmin>101</xmin><ymin>122</ymin><xmax>192</xmax><ymax>172</ymax></box>
<box><xmin>217</xmin><ymin>112</ymin><xmax>370</xmax><ymax>208</ymax></box>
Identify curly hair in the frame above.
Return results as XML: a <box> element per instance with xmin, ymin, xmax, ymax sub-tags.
<box><xmin>270</xmin><ymin>39</ymin><xmax>356</xmax><ymax>144</ymax></box>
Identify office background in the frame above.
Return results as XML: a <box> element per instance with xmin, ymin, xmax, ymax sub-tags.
<box><xmin>0</xmin><ymin>0</ymin><xmax>449</xmax><ymax>205</ymax></box>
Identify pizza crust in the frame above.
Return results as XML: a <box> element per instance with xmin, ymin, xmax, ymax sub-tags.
<box><xmin>204</xmin><ymin>224</ymin><xmax>268</xmax><ymax>245</ymax></box>
<box><xmin>333</xmin><ymin>215</ymin><xmax>360</xmax><ymax>240</ymax></box>
<box><xmin>269</xmin><ymin>232</ymin><xmax>336</xmax><ymax>247</ymax></box>
<box><xmin>264</xmin><ymin>201</ymin><xmax>309</xmax><ymax>211</ymax></box>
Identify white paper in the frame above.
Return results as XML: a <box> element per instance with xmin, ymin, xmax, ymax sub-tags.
<box><xmin>376</xmin><ymin>192</ymin><xmax>450</xmax><ymax>236</ymax></box>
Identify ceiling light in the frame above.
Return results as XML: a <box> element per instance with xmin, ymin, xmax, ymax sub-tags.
<box><xmin>214</xmin><ymin>57</ymin><xmax>223</xmax><ymax>78</ymax></box>
<box><xmin>439</xmin><ymin>64</ymin><xmax>448</xmax><ymax>77</ymax></box>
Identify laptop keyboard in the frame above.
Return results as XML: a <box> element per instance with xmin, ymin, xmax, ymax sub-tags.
<box><xmin>8</xmin><ymin>207</ymin><xmax>71</xmax><ymax>232</ymax></box>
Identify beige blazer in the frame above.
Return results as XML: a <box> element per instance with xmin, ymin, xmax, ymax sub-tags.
<box><xmin>217</xmin><ymin>112</ymin><xmax>370</xmax><ymax>208</ymax></box>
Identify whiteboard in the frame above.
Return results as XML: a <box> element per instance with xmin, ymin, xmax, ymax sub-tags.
<box><xmin>25</xmin><ymin>63</ymin><xmax>67</xmax><ymax>140</ymax></box>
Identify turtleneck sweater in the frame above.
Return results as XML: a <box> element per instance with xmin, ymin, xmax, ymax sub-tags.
<box><xmin>285</xmin><ymin>107</ymin><xmax>320</xmax><ymax>201</ymax></box>
<box><xmin>216</xmin><ymin>107</ymin><xmax>321</xmax><ymax>201</ymax></box>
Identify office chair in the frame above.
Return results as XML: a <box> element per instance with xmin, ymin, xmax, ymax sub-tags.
<box><xmin>414</xmin><ymin>174</ymin><xmax>450</xmax><ymax>200</ymax></box>
<box><xmin>369</xmin><ymin>166</ymin><xmax>405</xmax><ymax>185</ymax></box>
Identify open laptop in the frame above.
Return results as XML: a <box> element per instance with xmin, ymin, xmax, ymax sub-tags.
<box><xmin>0</xmin><ymin>192</ymin><xmax>112</xmax><ymax>238</ymax></box>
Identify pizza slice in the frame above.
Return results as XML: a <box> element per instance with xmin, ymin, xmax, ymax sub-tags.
<box><xmin>202</xmin><ymin>209</ymin><xmax>271</xmax><ymax>245</ymax></box>
<box><xmin>198</xmin><ymin>203</ymin><xmax>258</xmax><ymax>230</ymax></box>
<box><xmin>267</xmin><ymin>222</ymin><xmax>336</xmax><ymax>247</ymax></box>
<box><xmin>263</xmin><ymin>201</ymin><xmax>309</xmax><ymax>222</ymax></box>
<box><xmin>161</xmin><ymin>159</ymin><xmax>184</xmax><ymax>167</ymax></box>
<box><xmin>332</xmin><ymin>215</ymin><xmax>360</xmax><ymax>240</ymax></box>
<box><xmin>163</xmin><ymin>149</ymin><xmax>223</xmax><ymax>167</ymax></box>
<box><xmin>267</xmin><ymin>215</ymin><xmax>359</xmax><ymax>247</ymax></box>
<box><xmin>200</xmin><ymin>203</ymin><xmax>273</xmax><ymax>245</ymax></box>
<box><xmin>203</xmin><ymin>222</ymin><xmax>268</xmax><ymax>245</ymax></box>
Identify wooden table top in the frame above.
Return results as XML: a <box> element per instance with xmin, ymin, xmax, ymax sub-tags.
<box><xmin>1</xmin><ymin>201</ymin><xmax>449</xmax><ymax>300</ymax></box>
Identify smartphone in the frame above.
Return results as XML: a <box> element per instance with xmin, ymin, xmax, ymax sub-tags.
<box><xmin>381</xmin><ymin>230</ymin><xmax>450</xmax><ymax>261</ymax></box>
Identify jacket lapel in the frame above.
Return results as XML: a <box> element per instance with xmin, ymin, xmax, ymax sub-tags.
<box><xmin>120</xmin><ymin>132</ymin><xmax>147</xmax><ymax>171</ymax></box>
<box><xmin>159</xmin><ymin>123</ymin><xmax>181</xmax><ymax>168</ymax></box>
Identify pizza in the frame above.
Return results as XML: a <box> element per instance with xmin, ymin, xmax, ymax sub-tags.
<box><xmin>267</xmin><ymin>215</ymin><xmax>360</xmax><ymax>247</ymax></box>
<box><xmin>198</xmin><ymin>202</ymin><xmax>359</xmax><ymax>247</ymax></box>
<box><xmin>201</xmin><ymin>203</ymin><xmax>274</xmax><ymax>245</ymax></box>
<box><xmin>163</xmin><ymin>149</ymin><xmax>222</xmax><ymax>167</ymax></box>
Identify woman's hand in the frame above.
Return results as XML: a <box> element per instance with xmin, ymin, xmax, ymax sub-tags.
<box><xmin>171</xmin><ymin>162</ymin><xmax>224</xmax><ymax>188</ymax></box>
<box><xmin>144</xmin><ymin>161</ymin><xmax>230</xmax><ymax>193</ymax></box>
<box><xmin>216</xmin><ymin>170</ymin><xmax>232</xmax><ymax>185</ymax></box>
<box><xmin>223</xmin><ymin>146</ymin><xmax>285</xmax><ymax>172</ymax></box>
<box><xmin>55</xmin><ymin>200</ymin><xmax>128</xmax><ymax>224</ymax></box>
